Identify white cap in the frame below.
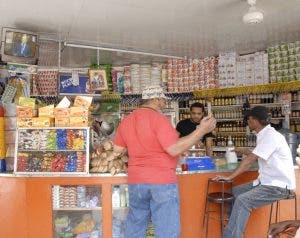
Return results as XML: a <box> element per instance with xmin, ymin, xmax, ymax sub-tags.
<box><xmin>141</xmin><ymin>85</ymin><xmax>170</xmax><ymax>100</ymax></box>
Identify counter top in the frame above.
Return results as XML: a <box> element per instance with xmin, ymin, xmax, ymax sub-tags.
<box><xmin>0</xmin><ymin>163</ymin><xmax>298</xmax><ymax>177</ymax></box>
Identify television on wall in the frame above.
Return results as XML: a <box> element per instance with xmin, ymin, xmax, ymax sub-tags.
<box><xmin>1</xmin><ymin>27</ymin><xmax>39</xmax><ymax>65</ymax></box>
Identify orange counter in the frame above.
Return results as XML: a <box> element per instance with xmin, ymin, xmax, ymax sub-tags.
<box><xmin>0</xmin><ymin>170</ymin><xmax>298</xmax><ymax>238</ymax></box>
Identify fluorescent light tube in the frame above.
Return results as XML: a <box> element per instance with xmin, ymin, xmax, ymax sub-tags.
<box><xmin>64</xmin><ymin>42</ymin><xmax>184</xmax><ymax>59</ymax></box>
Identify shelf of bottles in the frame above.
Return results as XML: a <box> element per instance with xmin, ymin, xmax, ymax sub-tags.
<box><xmin>213</xmin><ymin>134</ymin><xmax>256</xmax><ymax>149</ymax></box>
<box><xmin>52</xmin><ymin>185</ymin><xmax>102</xmax><ymax>238</ymax></box>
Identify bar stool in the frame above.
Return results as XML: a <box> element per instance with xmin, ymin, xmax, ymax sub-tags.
<box><xmin>203</xmin><ymin>178</ymin><xmax>234</xmax><ymax>238</ymax></box>
<box><xmin>268</xmin><ymin>191</ymin><xmax>297</xmax><ymax>228</ymax></box>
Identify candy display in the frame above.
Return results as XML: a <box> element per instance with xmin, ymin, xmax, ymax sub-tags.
<box><xmin>15</xmin><ymin>128</ymin><xmax>89</xmax><ymax>173</ymax></box>
<box><xmin>16</xmin><ymin>151</ymin><xmax>87</xmax><ymax>173</ymax></box>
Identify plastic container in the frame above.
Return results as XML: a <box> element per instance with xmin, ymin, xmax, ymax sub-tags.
<box><xmin>225</xmin><ymin>136</ymin><xmax>238</xmax><ymax>164</ymax></box>
<box><xmin>185</xmin><ymin>157</ymin><xmax>216</xmax><ymax>171</ymax></box>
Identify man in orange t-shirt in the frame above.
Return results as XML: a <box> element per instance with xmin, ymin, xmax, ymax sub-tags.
<box><xmin>114</xmin><ymin>85</ymin><xmax>216</xmax><ymax>238</ymax></box>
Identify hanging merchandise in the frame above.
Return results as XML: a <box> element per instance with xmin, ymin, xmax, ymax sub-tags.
<box><xmin>151</xmin><ymin>63</ymin><xmax>162</xmax><ymax>87</ymax></box>
<box><xmin>130</xmin><ymin>64</ymin><xmax>141</xmax><ymax>93</ymax></box>
<box><xmin>0</xmin><ymin>105</ymin><xmax>6</xmax><ymax>158</ymax></box>
<box><xmin>111</xmin><ymin>67</ymin><xmax>124</xmax><ymax>93</ymax></box>
<box><xmin>90</xmin><ymin>64</ymin><xmax>113</xmax><ymax>92</ymax></box>
<box><xmin>140</xmin><ymin>64</ymin><xmax>151</xmax><ymax>90</ymax></box>
<box><xmin>123</xmin><ymin>66</ymin><xmax>132</xmax><ymax>94</ymax></box>
<box><xmin>31</xmin><ymin>70</ymin><xmax>58</xmax><ymax>96</ymax></box>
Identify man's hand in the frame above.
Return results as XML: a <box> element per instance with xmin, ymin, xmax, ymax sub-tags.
<box><xmin>234</xmin><ymin>147</ymin><xmax>251</xmax><ymax>156</ymax></box>
<box><xmin>198</xmin><ymin>116</ymin><xmax>216</xmax><ymax>134</ymax></box>
<box><xmin>212</xmin><ymin>174</ymin><xmax>232</xmax><ymax>181</ymax></box>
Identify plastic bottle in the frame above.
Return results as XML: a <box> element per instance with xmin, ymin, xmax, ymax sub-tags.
<box><xmin>119</xmin><ymin>186</ymin><xmax>126</xmax><ymax>207</ymax></box>
<box><xmin>225</xmin><ymin>136</ymin><xmax>238</xmax><ymax>164</ymax></box>
<box><xmin>112</xmin><ymin>186</ymin><xmax>120</xmax><ymax>208</ymax></box>
<box><xmin>125</xmin><ymin>186</ymin><xmax>129</xmax><ymax>207</ymax></box>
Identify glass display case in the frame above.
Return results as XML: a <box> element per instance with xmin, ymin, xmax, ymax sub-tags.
<box><xmin>52</xmin><ymin>185</ymin><xmax>102</xmax><ymax>238</ymax></box>
<box><xmin>14</xmin><ymin>127</ymin><xmax>89</xmax><ymax>175</ymax></box>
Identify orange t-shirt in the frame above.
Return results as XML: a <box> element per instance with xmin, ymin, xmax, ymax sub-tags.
<box><xmin>114</xmin><ymin>108</ymin><xmax>179</xmax><ymax>184</ymax></box>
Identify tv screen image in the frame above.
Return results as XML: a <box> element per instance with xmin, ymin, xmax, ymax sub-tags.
<box><xmin>1</xmin><ymin>28</ymin><xmax>38</xmax><ymax>65</ymax></box>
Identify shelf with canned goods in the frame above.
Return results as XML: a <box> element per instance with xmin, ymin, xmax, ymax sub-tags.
<box><xmin>14</xmin><ymin>127</ymin><xmax>90</xmax><ymax>174</ymax></box>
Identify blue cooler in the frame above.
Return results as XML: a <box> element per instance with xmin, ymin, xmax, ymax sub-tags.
<box><xmin>185</xmin><ymin>157</ymin><xmax>216</xmax><ymax>171</ymax></box>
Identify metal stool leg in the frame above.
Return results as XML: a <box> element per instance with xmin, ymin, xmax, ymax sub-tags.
<box><xmin>220</xmin><ymin>201</ymin><xmax>224</xmax><ymax>236</ymax></box>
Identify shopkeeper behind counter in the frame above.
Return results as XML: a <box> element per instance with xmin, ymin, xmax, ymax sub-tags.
<box><xmin>176</xmin><ymin>102</ymin><xmax>214</xmax><ymax>156</ymax></box>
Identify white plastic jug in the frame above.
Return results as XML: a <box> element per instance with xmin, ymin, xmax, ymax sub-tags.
<box><xmin>226</xmin><ymin>136</ymin><xmax>238</xmax><ymax>164</ymax></box>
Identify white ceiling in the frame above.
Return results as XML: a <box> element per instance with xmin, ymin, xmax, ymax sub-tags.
<box><xmin>0</xmin><ymin>0</ymin><xmax>300</xmax><ymax>64</ymax></box>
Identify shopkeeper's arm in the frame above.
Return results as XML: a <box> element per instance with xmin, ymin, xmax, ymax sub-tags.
<box><xmin>166</xmin><ymin>116</ymin><xmax>216</xmax><ymax>157</ymax></box>
<box><xmin>214</xmin><ymin>152</ymin><xmax>258</xmax><ymax>180</ymax></box>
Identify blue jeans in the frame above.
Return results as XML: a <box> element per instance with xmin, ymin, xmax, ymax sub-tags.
<box><xmin>125</xmin><ymin>183</ymin><xmax>180</xmax><ymax>238</ymax></box>
<box><xmin>223</xmin><ymin>182</ymin><xmax>290</xmax><ymax>238</ymax></box>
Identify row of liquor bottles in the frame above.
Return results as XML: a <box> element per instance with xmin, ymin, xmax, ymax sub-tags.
<box><xmin>213</xmin><ymin>134</ymin><xmax>257</xmax><ymax>148</ymax></box>
<box><xmin>179</xmin><ymin>106</ymin><xmax>284</xmax><ymax>121</ymax></box>
<box><xmin>179</xmin><ymin>93</ymin><xmax>288</xmax><ymax>109</ymax></box>
<box><xmin>215</xmin><ymin>122</ymin><xmax>247</xmax><ymax>132</ymax></box>
<box><xmin>290</xmin><ymin>121</ymin><xmax>300</xmax><ymax>132</ymax></box>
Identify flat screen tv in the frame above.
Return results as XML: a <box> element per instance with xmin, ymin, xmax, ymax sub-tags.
<box><xmin>1</xmin><ymin>27</ymin><xmax>39</xmax><ymax>65</ymax></box>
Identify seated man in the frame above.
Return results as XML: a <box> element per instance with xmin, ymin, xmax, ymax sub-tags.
<box><xmin>215</xmin><ymin>106</ymin><xmax>296</xmax><ymax>238</ymax></box>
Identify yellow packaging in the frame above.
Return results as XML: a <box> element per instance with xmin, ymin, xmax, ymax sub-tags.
<box><xmin>0</xmin><ymin>132</ymin><xmax>6</xmax><ymax>158</ymax></box>
<box><xmin>0</xmin><ymin>117</ymin><xmax>4</xmax><ymax>131</ymax></box>
<box><xmin>54</xmin><ymin>108</ymin><xmax>70</xmax><ymax>118</ymax></box>
<box><xmin>32</xmin><ymin>117</ymin><xmax>54</xmax><ymax>127</ymax></box>
<box><xmin>17</xmin><ymin>118</ymin><xmax>33</xmax><ymax>128</ymax></box>
<box><xmin>69</xmin><ymin>117</ymin><xmax>89</xmax><ymax>127</ymax></box>
<box><xmin>70</xmin><ymin>107</ymin><xmax>89</xmax><ymax>117</ymax></box>
<box><xmin>18</xmin><ymin>97</ymin><xmax>36</xmax><ymax>108</ymax></box>
<box><xmin>39</xmin><ymin>105</ymin><xmax>55</xmax><ymax>118</ymax></box>
<box><xmin>74</xmin><ymin>96</ymin><xmax>93</xmax><ymax>108</ymax></box>
<box><xmin>17</xmin><ymin>106</ymin><xmax>34</xmax><ymax>118</ymax></box>
<box><xmin>55</xmin><ymin>117</ymin><xmax>70</xmax><ymax>127</ymax></box>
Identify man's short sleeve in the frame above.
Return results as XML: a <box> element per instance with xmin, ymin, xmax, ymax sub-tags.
<box><xmin>113</xmin><ymin>124</ymin><xmax>126</xmax><ymax>148</ymax></box>
<box><xmin>155</xmin><ymin>115</ymin><xmax>179</xmax><ymax>149</ymax></box>
<box><xmin>252</xmin><ymin>135</ymin><xmax>276</xmax><ymax>161</ymax></box>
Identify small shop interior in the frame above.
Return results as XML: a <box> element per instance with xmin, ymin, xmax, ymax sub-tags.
<box><xmin>0</xmin><ymin>0</ymin><xmax>300</xmax><ymax>238</ymax></box>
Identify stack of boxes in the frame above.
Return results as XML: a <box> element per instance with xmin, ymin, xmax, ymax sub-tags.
<box><xmin>15</xmin><ymin>96</ymin><xmax>91</xmax><ymax>128</ymax></box>
<box><xmin>54</xmin><ymin>96</ymin><xmax>91</xmax><ymax>127</ymax></box>
<box><xmin>219</xmin><ymin>51</ymin><xmax>269</xmax><ymax>87</ymax></box>
<box><xmin>218</xmin><ymin>52</ymin><xmax>237</xmax><ymax>88</ymax></box>
<box><xmin>16</xmin><ymin>97</ymin><xmax>53</xmax><ymax>128</ymax></box>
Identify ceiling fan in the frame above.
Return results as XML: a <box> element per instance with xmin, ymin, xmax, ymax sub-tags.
<box><xmin>243</xmin><ymin>0</ymin><xmax>264</xmax><ymax>24</ymax></box>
